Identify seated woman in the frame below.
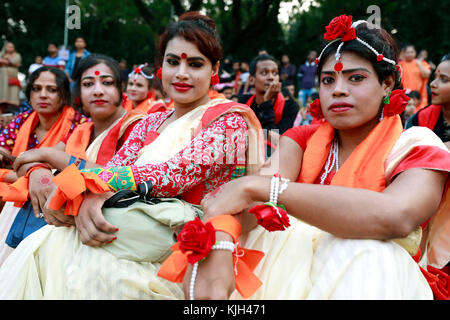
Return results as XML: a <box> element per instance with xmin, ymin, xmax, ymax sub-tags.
<box><xmin>0</xmin><ymin>12</ymin><xmax>264</xmax><ymax>299</ymax></box>
<box><xmin>0</xmin><ymin>67</ymin><xmax>87</xmax><ymax>264</ymax></box>
<box><xmin>123</xmin><ymin>63</ymin><xmax>170</xmax><ymax>114</ymax></box>
<box><xmin>406</xmin><ymin>54</ymin><xmax>450</xmax><ymax>148</ymax></box>
<box><xmin>197</xmin><ymin>15</ymin><xmax>450</xmax><ymax>299</ymax></box>
<box><xmin>0</xmin><ymin>54</ymin><xmax>145</xmax><ymax>252</ymax></box>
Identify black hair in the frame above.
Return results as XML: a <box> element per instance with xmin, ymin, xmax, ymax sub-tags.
<box><xmin>309</xmin><ymin>92</ymin><xmax>319</xmax><ymax>101</ymax></box>
<box><xmin>281</xmin><ymin>86</ymin><xmax>294</xmax><ymax>100</ymax></box>
<box><xmin>249</xmin><ymin>54</ymin><xmax>280</xmax><ymax>76</ymax></box>
<box><xmin>72</xmin><ymin>54</ymin><xmax>123</xmax><ymax>109</ymax></box>
<box><xmin>158</xmin><ymin>12</ymin><xmax>223</xmax><ymax>67</ymax></box>
<box><xmin>406</xmin><ymin>90</ymin><xmax>421</xmax><ymax>100</ymax></box>
<box><xmin>317</xmin><ymin>23</ymin><xmax>401</xmax><ymax>89</ymax></box>
<box><xmin>25</xmin><ymin>66</ymin><xmax>71</xmax><ymax>108</ymax></box>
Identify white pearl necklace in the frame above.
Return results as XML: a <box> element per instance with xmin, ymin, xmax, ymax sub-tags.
<box><xmin>320</xmin><ymin>138</ymin><xmax>339</xmax><ymax>185</ymax></box>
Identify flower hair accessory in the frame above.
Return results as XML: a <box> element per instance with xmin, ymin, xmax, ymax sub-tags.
<box><xmin>128</xmin><ymin>63</ymin><xmax>154</xmax><ymax>81</ymax></box>
<box><xmin>316</xmin><ymin>15</ymin><xmax>397</xmax><ymax>71</ymax></box>
<box><xmin>248</xmin><ymin>173</ymin><xmax>290</xmax><ymax>232</ymax></box>
<box><xmin>382</xmin><ymin>89</ymin><xmax>410</xmax><ymax>119</ymax></box>
<box><xmin>309</xmin><ymin>98</ymin><xmax>324</xmax><ymax>120</ymax></box>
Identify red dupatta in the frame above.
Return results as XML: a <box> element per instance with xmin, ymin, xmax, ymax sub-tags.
<box><xmin>418</xmin><ymin>104</ymin><xmax>442</xmax><ymax>130</ymax></box>
<box><xmin>246</xmin><ymin>93</ymin><xmax>285</xmax><ymax>125</ymax></box>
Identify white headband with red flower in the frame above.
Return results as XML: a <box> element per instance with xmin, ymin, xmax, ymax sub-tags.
<box><xmin>316</xmin><ymin>15</ymin><xmax>397</xmax><ymax>71</ymax></box>
<box><xmin>128</xmin><ymin>63</ymin><xmax>154</xmax><ymax>80</ymax></box>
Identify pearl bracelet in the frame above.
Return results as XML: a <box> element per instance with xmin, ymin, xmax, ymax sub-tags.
<box><xmin>189</xmin><ymin>240</ymin><xmax>235</xmax><ymax>300</ymax></box>
<box><xmin>270</xmin><ymin>174</ymin><xmax>290</xmax><ymax>205</ymax></box>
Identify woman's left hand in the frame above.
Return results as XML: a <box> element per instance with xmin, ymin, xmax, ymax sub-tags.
<box><xmin>201</xmin><ymin>176</ymin><xmax>259</xmax><ymax>221</ymax></box>
<box><xmin>183</xmin><ymin>234</ymin><xmax>235</xmax><ymax>300</ymax></box>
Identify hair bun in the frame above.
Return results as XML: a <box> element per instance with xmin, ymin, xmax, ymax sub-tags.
<box><xmin>178</xmin><ymin>11</ymin><xmax>216</xmax><ymax>31</ymax></box>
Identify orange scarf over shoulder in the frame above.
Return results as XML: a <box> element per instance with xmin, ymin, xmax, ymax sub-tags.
<box><xmin>0</xmin><ymin>106</ymin><xmax>77</xmax><ymax>204</ymax></box>
<box><xmin>298</xmin><ymin>115</ymin><xmax>403</xmax><ymax>191</ymax></box>
<box><xmin>11</xmin><ymin>106</ymin><xmax>76</xmax><ymax>156</ymax></box>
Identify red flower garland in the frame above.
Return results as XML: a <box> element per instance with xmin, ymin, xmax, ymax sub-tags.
<box><xmin>177</xmin><ymin>217</ymin><xmax>216</xmax><ymax>264</ymax></box>
<box><xmin>324</xmin><ymin>14</ymin><xmax>357</xmax><ymax>42</ymax></box>
<box><xmin>384</xmin><ymin>89</ymin><xmax>410</xmax><ymax>117</ymax></box>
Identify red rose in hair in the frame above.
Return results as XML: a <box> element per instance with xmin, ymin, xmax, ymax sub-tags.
<box><xmin>324</xmin><ymin>14</ymin><xmax>356</xmax><ymax>42</ymax></box>
<box><xmin>121</xmin><ymin>93</ymin><xmax>128</xmax><ymax>107</ymax></box>
<box><xmin>309</xmin><ymin>98</ymin><xmax>324</xmax><ymax>120</ymax></box>
<box><xmin>134</xmin><ymin>67</ymin><xmax>142</xmax><ymax>74</ymax></box>
<box><xmin>177</xmin><ymin>217</ymin><xmax>216</xmax><ymax>264</ymax></box>
<box><xmin>384</xmin><ymin>89</ymin><xmax>410</xmax><ymax>117</ymax></box>
<box><xmin>249</xmin><ymin>202</ymin><xmax>290</xmax><ymax>232</ymax></box>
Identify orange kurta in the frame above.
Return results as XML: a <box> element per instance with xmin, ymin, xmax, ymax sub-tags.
<box><xmin>399</xmin><ymin>59</ymin><xmax>431</xmax><ymax>111</ymax></box>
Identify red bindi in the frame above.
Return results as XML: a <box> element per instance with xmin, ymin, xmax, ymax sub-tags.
<box><xmin>133</xmin><ymin>79</ymin><xmax>136</xmax><ymax>82</ymax></box>
<box><xmin>181</xmin><ymin>53</ymin><xmax>187</xmax><ymax>59</ymax></box>
<box><xmin>334</xmin><ymin>62</ymin><xmax>343</xmax><ymax>72</ymax></box>
<box><xmin>40</xmin><ymin>177</ymin><xmax>50</xmax><ymax>185</ymax></box>
<box><xmin>94</xmin><ymin>70</ymin><xmax>100</xmax><ymax>76</ymax></box>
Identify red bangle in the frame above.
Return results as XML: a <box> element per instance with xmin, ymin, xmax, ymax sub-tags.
<box><xmin>25</xmin><ymin>163</ymin><xmax>52</xmax><ymax>179</ymax></box>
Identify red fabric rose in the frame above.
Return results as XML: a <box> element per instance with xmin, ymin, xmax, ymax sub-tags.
<box><xmin>177</xmin><ymin>217</ymin><xmax>216</xmax><ymax>264</ymax></box>
<box><xmin>384</xmin><ymin>89</ymin><xmax>410</xmax><ymax>117</ymax></box>
<box><xmin>249</xmin><ymin>202</ymin><xmax>290</xmax><ymax>232</ymax></box>
<box><xmin>309</xmin><ymin>98</ymin><xmax>324</xmax><ymax>120</ymax></box>
<box><xmin>324</xmin><ymin>14</ymin><xmax>356</xmax><ymax>42</ymax></box>
<box><xmin>134</xmin><ymin>67</ymin><xmax>142</xmax><ymax>74</ymax></box>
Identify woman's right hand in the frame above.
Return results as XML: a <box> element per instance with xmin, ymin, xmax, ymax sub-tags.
<box><xmin>73</xmin><ymin>190</ymin><xmax>118</xmax><ymax>247</ymax></box>
<box><xmin>29</xmin><ymin>168</ymin><xmax>58</xmax><ymax>217</ymax></box>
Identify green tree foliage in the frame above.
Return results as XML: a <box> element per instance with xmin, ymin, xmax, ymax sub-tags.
<box><xmin>1</xmin><ymin>0</ymin><xmax>448</xmax><ymax>74</ymax></box>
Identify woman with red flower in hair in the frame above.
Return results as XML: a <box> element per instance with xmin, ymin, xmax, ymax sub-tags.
<box><xmin>0</xmin><ymin>12</ymin><xmax>265</xmax><ymax>299</ymax></box>
<box><xmin>199</xmin><ymin>15</ymin><xmax>450</xmax><ymax>299</ymax></box>
<box><xmin>123</xmin><ymin>63</ymin><xmax>171</xmax><ymax>114</ymax></box>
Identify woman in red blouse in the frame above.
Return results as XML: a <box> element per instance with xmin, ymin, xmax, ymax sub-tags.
<box><xmin>0</xmin><ymin>12</ymin><xmax>264</xmax><ymax>299</ymax></box>
<box><xmin>199</xmin><ymin>15</ymin><xmax>450</xmax><ymax>299</ymax></box>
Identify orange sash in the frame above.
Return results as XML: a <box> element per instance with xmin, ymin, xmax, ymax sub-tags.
<box><xmin>64</xmin><ymin>122</ymin><xmax>94</xmax><ymax>160</ymax></box>
<box><xmin>246</xmin><ymin>93</ymin><xmax>286</xmax><ymax>125</ymax></box>
<box><xmin>64</xmin><ymin>110</ymin><xmax>145</xmax><ymax>165</ymax></box>
<box><xmin>298</xmin><ymin>115</ymin><xmax>403</xmax><ymax>191</ymax></box>
<box><xmin>48</xmin><ymin>164</ymin><xmax>111</xmax><ymax>216</ymax></box>
<box><xmin>157</xmin><ymin>215</ymin><xmax>264</xmax><ymax>299</ymax></box>
<box><xmin>11</xmin><ymin>106</ymin><xmax>76</xmax><ymax>156</ymax></box>
<box><xmin>1</xmin><ymin>106</ymin><xmax>78</xmax><ymax>205</ymax></box>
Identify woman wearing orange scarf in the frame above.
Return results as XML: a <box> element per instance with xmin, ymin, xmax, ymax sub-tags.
<box><xmin>0</xmin><ymin>55</ymin><xmax>145</xmax><ymax>250</ymax></box>
<box><xmin>406</xmin><ymin>54</ymin><xmax>450</xmax><ymax>147</ymax></box>
<box><xmin>0</xmin><ymin>67</ymin><xmax>87</xmax><ymax>264</ymax></box>
<box><xmin>199</xmin><ymin>16</ymin><xmax>450</xmax><ymax>299</ymax></box>
<box><xmin>0</xmin><ymin>12</ymin><xmax>265</xmax><ymax>300</ymax></box>
<box><xmin>123</xmin><ymin>63</ymin><xmax>170</xmax><ymax>114</ymax></box>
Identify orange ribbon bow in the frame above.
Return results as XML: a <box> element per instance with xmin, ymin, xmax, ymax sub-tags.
<box><xmin>157</xmin><ymin>215</ymin><xmax>265</xmax><ymax>299</ymax></box>
<box><xmin>48</xmin><ymin>164</ymin><xmax>111</xmax><ymax>216</ymax></box>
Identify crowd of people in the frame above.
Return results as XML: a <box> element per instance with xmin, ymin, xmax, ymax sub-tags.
<box><xmin>0</xmin><ymin>11</ymin><xmax>447</xmax><ymax>300</ymax></box>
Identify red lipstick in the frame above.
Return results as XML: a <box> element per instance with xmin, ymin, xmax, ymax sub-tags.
<box><xmin>172</xmin><ymin>82</ymin><xmax>193</xmax><ymax>92</ymax></box>
<box><xmin>92</xmin><ymin>99</ymin><xmax>107</xmax><ymax>105</ymax></box>
<box><xmin>329</xmin><ymin>102</ymin><xmax>354</xmax><ymax>113</ymax></box>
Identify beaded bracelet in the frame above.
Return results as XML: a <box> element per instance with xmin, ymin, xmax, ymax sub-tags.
<box><xmin>270</xmin><ymin>173</ymin><xmax>289</xmax><ymax>205</ymax></box>
<box><xmin>189</xmin><ymin>240</ymin><xmax>235</xmax><ymax>300</ymax></box>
